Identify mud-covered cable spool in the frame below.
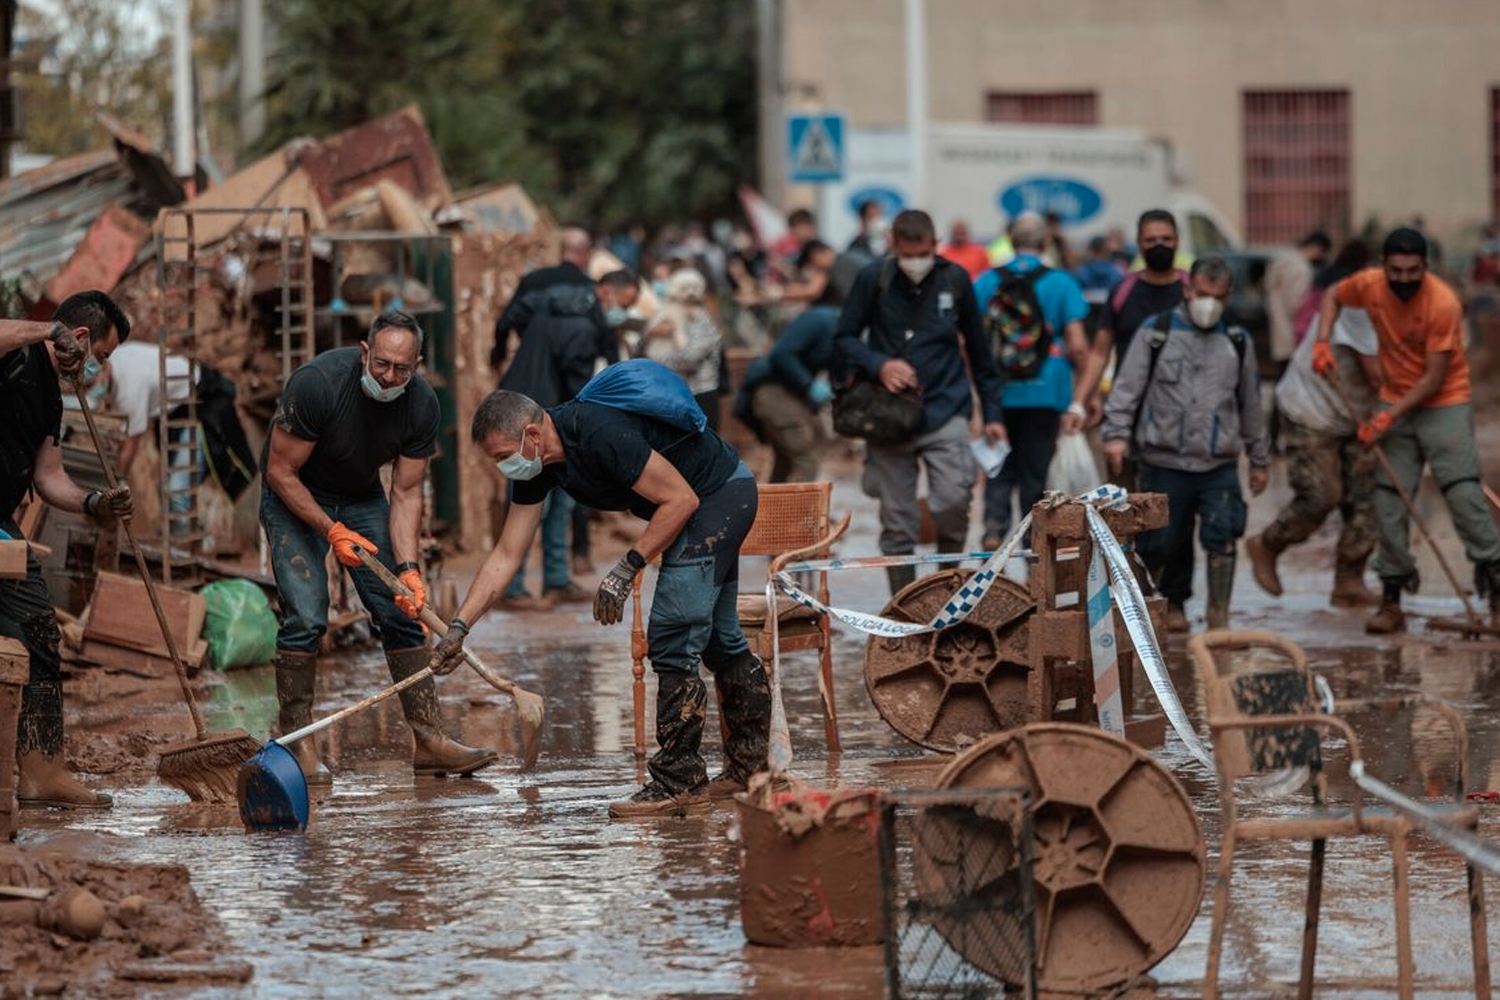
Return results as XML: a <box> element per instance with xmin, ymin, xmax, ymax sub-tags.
<box><xmin>863</xmin><ymin>570</ymin><xmax>1036</xmax><ymax>751</ymax></box>
<box><xmin>932</xmin><ymin>723</ymin><xmax>1205</xmax><ymax>993</ymax></box>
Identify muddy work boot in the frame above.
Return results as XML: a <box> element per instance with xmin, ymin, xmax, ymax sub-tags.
<box><xmin>387</xmin><ymin>649</ymin><xmax>497</xmax><ymax>777</ymax></box>
<box><xmin>1164</xmin><ymin>602</ymin><xmax>1191</xmax><ymax>634</ymax></box>
<box><xmin>17</xmin><ymin>751</ymin><xmax>112</xmax><ymax>809</ymax></box>
<box><xmin>705</xmin><ymin>650</ymin><xmax>772</xmax><ymax>800</ymax></box>
<box><xmin>1205</xmin><ymin>552</ymin><xmax>1236</xmax><ymax>631</ymax></box>
<box><xmin>1476</xmin><ymin>561</ymin><xmax>1500</xmax><ymax>626</ymax></box>
<box><xmin>1365</xmin><ymin>584</ymin><xmax>1407</xmax><ymax>635</ymax></box>
<box><xmin>610</xmin><ymin>673</ymin><xmax>710</xmax><ymax>819</ymax></box>
<box><xmin>1330</xmin><ymin>558</ymin><xmax>1380</xmax><ymax>608</ymax></box>
<box><xmin>1245</xmin><ymin>532</ymin><xmax>1284</xmax><ymax>597</ymax></box>
<box><xmin>274</xmin><ymin>652</ymin><xmax>332</xmax><ymax>786</ymax></box>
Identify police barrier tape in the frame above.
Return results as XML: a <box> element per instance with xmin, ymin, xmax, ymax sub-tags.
<box><xmin>1350</xmin><ymin>761</ymin><xmax>1500</xmax><ymax>875</ymax></box>
<box><xmin>767</xmin><ymin>485</ymin><xmax>1214</xmax><ymax>769</ymax></box>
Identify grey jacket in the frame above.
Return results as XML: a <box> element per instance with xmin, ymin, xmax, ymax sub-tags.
<box><xmin>1101</xmin><ymin>306</ymin><xmax>1269</xmax><ymax>473</ymax></box>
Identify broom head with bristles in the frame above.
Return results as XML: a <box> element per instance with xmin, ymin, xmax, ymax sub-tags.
<box><xmin>156</xmin><ymin>729</ymin><xmax>263</xmax><ymax>804</ymax></box>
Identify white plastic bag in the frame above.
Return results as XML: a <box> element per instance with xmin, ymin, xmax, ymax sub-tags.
<box><xmin>1046</xmin><ymin>431</ymin><xmax>1102</xmax><ymax>495</ymax></box>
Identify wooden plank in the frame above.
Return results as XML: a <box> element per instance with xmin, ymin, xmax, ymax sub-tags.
<box><xmin>76</xmin><ymin>638</ymin><xmax>207</xmax><ymax>677</ymax></box>
<box><xmin>82</xmin><ymin>571</ymin><xmax>205</xmax><ymax>658</ymax></box>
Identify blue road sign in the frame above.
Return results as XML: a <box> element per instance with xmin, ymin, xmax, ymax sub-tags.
<box><xmin>787</xmin><ymin>113</ymin><xmax>845</xmax><ymax>184</ymax></box>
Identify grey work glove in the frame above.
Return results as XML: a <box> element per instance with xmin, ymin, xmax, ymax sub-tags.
<box><xmin>49</xmin><ymin>323</ymin><xmax>85</xmax><ymax>379</ymax></box>
<box><xmin>84</xmin><ymin>485</ymin><xmax>133</xmax><ymax>522</ymax></box>
<box><xmin>593</xmin><ymin>551</ymin><xmax>644</xmax><ymax>626</ymax></box>
<box><xmin>427</xmin><ymin>618</ymin><xmax>470</xmax><ymax>676</ymax></box>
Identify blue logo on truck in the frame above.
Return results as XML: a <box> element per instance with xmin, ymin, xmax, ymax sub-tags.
<box><xmin>997</xmin><ymin>176</ymin><xmax>1103</xmax><ymax>225</ymax></box>
<box><xmin>847</xmin><ymin>187</ymin><xmax>905</xmax><ymax>220</ymax></box>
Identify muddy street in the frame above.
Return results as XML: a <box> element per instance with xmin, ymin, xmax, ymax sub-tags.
<box><xmin>12</xmin><ymin>463</ymin><xmax>1500</xmax><ymax>998</ymax></box>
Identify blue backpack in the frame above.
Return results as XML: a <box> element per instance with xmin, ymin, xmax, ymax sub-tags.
<box><xmin>575</xmin><ymin>359</ymin><xmax>707</xmax><ymax>432</ymax></box>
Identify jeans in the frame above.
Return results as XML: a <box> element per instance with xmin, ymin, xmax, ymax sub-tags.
<box><xmin>1137</xmin><ymin>462</ymin><xmax>1247</xmax><ymax>606</ymax></box>
<box><xmin>0</xmin><ymin>518</ymin><xmax>64</xmax><ymax>757</ymax></box>
<box><xmin>506</xmin><ymin>488</ymin><xmax>576</xmax><ymax>596</ymax></box>
<box><xmin>984</xmin><ymin>406</ymin><xmax>1061</xmax><ymax>540</ymax></box>
<box><xmin>259</xmin><ymin>489</ymin><xmax>426</xmax><ymax>654</ymax></box>
<box><xmin>647</xmin><ymin>465</ymin><xmax>756</xmax><ymax>676</ymax></box>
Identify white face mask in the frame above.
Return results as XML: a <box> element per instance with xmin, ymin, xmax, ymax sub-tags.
<box><xmin>898</xmin><ymin>254</ymin><xmax>935</xmax><ymax>284</ymax></box>
<box><xmin>496</xmin><ymin>431</ymin><xmax>543</xmax><ymax>481</ymax></box>
<box><xmin>360</xmin><ymin>357</ymin><xmax>407</xmax><ymax>403</ymax></box>
<box><xmin>1188</xmin><ymin>296</ymin><xmax>1225</xmax><ymax>329</ymax></box>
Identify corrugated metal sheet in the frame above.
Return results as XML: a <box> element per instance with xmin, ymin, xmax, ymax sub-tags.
<box><xmin>1243</xmin><ymin>90</ymin><xmax>1351</xmax><ymax>243</ymax></box>
<box><xmin>0</xmin><ymin>148</ymin><xmax>132</xmax><ymax>280</ymax></box>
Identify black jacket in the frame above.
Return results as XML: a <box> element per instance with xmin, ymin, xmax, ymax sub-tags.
<box><xmin>494</xmin><ymin>263</ymin><xmax>613</xmax><ymax>406</ymax></box>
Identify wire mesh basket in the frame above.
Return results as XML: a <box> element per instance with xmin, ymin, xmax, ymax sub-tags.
<box><xmin>880</xmin><ymin>788</ymin><xmax>1037</xmax><ymax>1000</ymax></box>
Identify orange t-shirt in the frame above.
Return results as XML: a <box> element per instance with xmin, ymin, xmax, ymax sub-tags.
<box><xmin>940</xmin><ymin>243</ymin><xmax>994</xmax><ymax>281</ymax></box>
<box><xmin>1335</xmin><ymin>269</ymin><xmax>1470</xmax><ymax>407</ymax></box>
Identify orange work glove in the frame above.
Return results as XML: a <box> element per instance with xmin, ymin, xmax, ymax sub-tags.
<box><xmin>1358</xmin><ymin>411</ymin><xmax>1394</xmax><ymax>447</ymax></box>
<box><xmin>326</xmin><ymin>522</ymin><xmax>377</xmax><ymax>568</ymax></box>
<box><xmin>1311</xmin><ymin>340</ymin><xmax>1337</xmax><ymax>379</ymax></box>
<box><xmin>394</xmin><ymin>568</ymin><xmax>426</xmax><ymax>620</ymax></box>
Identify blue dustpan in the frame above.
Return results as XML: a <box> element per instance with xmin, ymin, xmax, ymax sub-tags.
<box><xmin>237</xmin><ymin>741</ymin><xmax>309</xmax><ymax>832</ymax></box>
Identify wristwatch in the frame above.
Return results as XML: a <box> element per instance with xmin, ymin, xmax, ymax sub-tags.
<box><xmin>625</xmin><ymin>549</ymin><xmax>646</xmax><ymax>571</ymax></box>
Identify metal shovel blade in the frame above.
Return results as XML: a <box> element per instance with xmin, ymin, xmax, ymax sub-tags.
<box><xmin>237</xmin><ymin>741</ymin><xmax>310</xmax><ymax>832</ymax></box>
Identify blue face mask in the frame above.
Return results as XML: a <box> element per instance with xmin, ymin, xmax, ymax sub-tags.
<box><xmin>360</xmin><ymin>358</ymin><xmax>407</xmax><ymax>403</ymax></box>
<box><xmin>496</xmin><ymin>431</ymin><xmax>542</xmax><ymax>481</ymax></box>
<box><xmin>604</xmin><ymin>306</ymin><xmax>629</xmax><ymax>328</ymax></box>
<box><xmin>82</xmin><ymin>356</ymin><xmax>102</xmax><ymax>381</ymax></box>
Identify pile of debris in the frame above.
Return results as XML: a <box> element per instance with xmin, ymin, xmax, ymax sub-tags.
<box><xmin>0</xmin><ymin>844</ymin><xmax>251</xmax><ymax>994</ymax></box>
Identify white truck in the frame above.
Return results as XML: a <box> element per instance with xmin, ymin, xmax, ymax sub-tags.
<box><xmin>818</xmin><ymin>122</ymin><xmax>1241</xmax><ymax>257</ymax></box>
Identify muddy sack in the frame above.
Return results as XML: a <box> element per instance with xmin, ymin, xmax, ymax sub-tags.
<box><xmin>200</xmin><ymin>579</ymin><xmax>277</xmax><ymax>671</ymax></box>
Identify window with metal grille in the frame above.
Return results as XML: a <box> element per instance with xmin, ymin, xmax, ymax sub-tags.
<box><xmin>986</xmin><ymin>91</ymin><xmax>1098</xmax><ymax>126</ymax></box>
<box><xmin>1491</xmin><ymin>88</ymin><xmax>1500</xmax><ymax>218</ymax></box>
<box><xmin>1243</xmin><ymin>90</ymin><xmax>1351</xmax><ymax>244</ymax></box>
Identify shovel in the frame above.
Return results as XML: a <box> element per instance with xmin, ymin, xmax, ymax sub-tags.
<box><xmin>354</xmin><ymin>548</ymin><xmax>544</xmax><ymax>770</ymax></box>
<box><xmin>237</xmin><ymin>666</ymin><xmax>439</xmax><ymax>831</ymax></box>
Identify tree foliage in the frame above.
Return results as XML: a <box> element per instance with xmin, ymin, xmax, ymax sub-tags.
<box><xmin>259</xmin><ymin>0</ymin><xmax>757</xmax><ymax>228</ymax></box>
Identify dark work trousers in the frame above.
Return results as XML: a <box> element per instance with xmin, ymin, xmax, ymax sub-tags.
<box><xmin>0</xmin><ymin>518</ymin><xmax>64</xmax><ymax>758</ymax></box>
<box><xmin>1136</xmin><ymin>462</ymin><xmax>1247</xmax><ymax>606</ymax></box>
<box><xmin>983</xmin><ymin>407</ymin><xmax>1061</xmax><ymax>541</ymax></box>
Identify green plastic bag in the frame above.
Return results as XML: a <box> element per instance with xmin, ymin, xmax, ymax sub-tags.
<box><xmin>200</xmin><ymin>579</ymin><xmax>278</xmax><ymax>671</ymax></box>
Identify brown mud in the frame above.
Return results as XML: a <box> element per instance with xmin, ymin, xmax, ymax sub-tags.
<box><xmin>12</xmin><ymin>441</ymin><xmax>1500</xmax><ymax>997</ymax></box>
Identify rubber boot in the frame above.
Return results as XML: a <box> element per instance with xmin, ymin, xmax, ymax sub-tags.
<box><xmin>886</xmin><ymin>561</ymin><xmax>916</xmax><ymax>596</ymax></box>
<box><xmin>386</xmin><ymin>649</ymin><xmax>497</xmax><ymax>777</ymax></box>
<box><xmin>274</xmin><ymin>652</ymin><xmax>332</xmax><ymax>787</ymax></box>
<box><xmin>1330</xmin><ymin>558</ymin><xmax>1380</xmax><ymax>608</ymax></box>
<box><xmin>1205</xmin><ymin>552</ymin><xmax>1235</xmax><ymax>631</ymax></box>
<box><xmin>1245</xmin><ymin>532</ymin><xmax>1284</xmax><ymax>597</ymax></box>
<box><xmin>1476</xmin><ymin>560</ymin><xmax>1500</xmax><ymax>627</ymax></box>
<box><xmin>610</xmin><ymin>673</ymin><xmax>710</xmax><ymax>818</ymax></box>
<box><xmin>705</xmin><ymin>650</ymin><xmax>772</xmax><ymax>800</ymax></box>
<box><xmin>1164</xmin><ymin>603</ymin><xmax>1191</xmax><ymax>634</ymax></box>
<box><xmin>17</xmin><ymin>751</ymin><xmax>112</xmax><ymax>809</ymax></box>
<box><xmin>1365</xmin><ymin>584</ymin><xmax>1407</xmax><ymax>635</ymax></box>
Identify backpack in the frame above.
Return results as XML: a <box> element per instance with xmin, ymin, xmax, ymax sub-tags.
<box><xmin>983</xmin><ymin>264</ymin><xmax>1052</xmax><ymax>380</ymax></box>
<box><xmin>575</xmin><ymin>358</ymin><xmax>707</xmax><ymax>433</ymax></box>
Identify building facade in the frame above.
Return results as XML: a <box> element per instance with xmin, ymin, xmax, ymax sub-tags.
<box><xmin>783</xmin><ymin>0</ymin><xmax>1500</xmax><ymax>247</ymax></box>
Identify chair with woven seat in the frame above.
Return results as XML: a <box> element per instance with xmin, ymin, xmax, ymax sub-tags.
<box><xmin>629</xmin><ymin>481</ymin><xmax>851</xmax><ymax>757</ymax></box>
<box><xmin>1190</xmin><ymin>629</ymin><xmax>1490</xmax><ymax>1000</ymax></box>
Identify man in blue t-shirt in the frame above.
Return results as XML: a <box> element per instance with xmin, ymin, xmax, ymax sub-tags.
<box><xmin>971</xmin><ymin>212</ymin><xmax>1091</xmax><ymax>548</ymax></box>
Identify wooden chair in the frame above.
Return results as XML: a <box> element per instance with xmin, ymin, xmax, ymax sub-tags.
<box><xmin>629</xmin><ymin>481</ymin><xmax>851</xmax><ymax>757</ymax></box>
<box><xmin>1190</xmin><ymin>629</ymin><xmax>1491</xmax><ymax>1000</ymax></box>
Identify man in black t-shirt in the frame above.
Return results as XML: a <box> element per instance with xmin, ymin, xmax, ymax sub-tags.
<box><xmin>429</xmin><ymin>385</ymin><xmax>771</xmax><ymax>819</ymax></box>
<box><xmin>1068</xmin><ymin>209</ymin><xmax>1194</xmax><ymax>633</ymax></box>
<box><xmin>1</xmin><ymin>291</ymin><xmax>133</xmax><ymax>810</ymax></box>
<box><xmin>260</xmin><ymin>311</ymin><xmax>495</xmax><ymax>785</ymax></box>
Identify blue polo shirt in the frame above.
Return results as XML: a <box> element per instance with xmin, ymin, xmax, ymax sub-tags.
<box><xmin>972</xmin><ymin>254</ymin><xmax>1089</xmax><ymax>411</ymax></box>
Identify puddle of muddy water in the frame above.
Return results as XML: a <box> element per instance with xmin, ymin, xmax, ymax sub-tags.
<box><xmin>18</xmin><ymin>472</ymin><xmax>1500</xmax><ymax>998</ymax></box>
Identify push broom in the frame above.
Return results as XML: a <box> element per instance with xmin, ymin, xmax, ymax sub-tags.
<box><xmin>72</xmin><ymin>380</ymin><xmax>261</xmax><ymax>802</ymax></box>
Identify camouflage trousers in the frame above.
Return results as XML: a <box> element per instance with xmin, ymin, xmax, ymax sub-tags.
<box><xmin>1261</xmin><ymin>418</ymin><xmax>1376</xmax><ymax>567</ymax></box>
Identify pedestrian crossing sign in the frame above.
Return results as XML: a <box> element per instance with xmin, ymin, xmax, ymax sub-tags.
<box><xmin>787</xmin><ymin>113</ymin><xmax>845</xmax><ymax>183</ymax></box>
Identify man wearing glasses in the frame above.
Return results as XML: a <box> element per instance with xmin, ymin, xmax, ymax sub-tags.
<box><xmin>259</xmin><ymin>310</ymin><xmax>495</xmax><ymax>785</ymax></box>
